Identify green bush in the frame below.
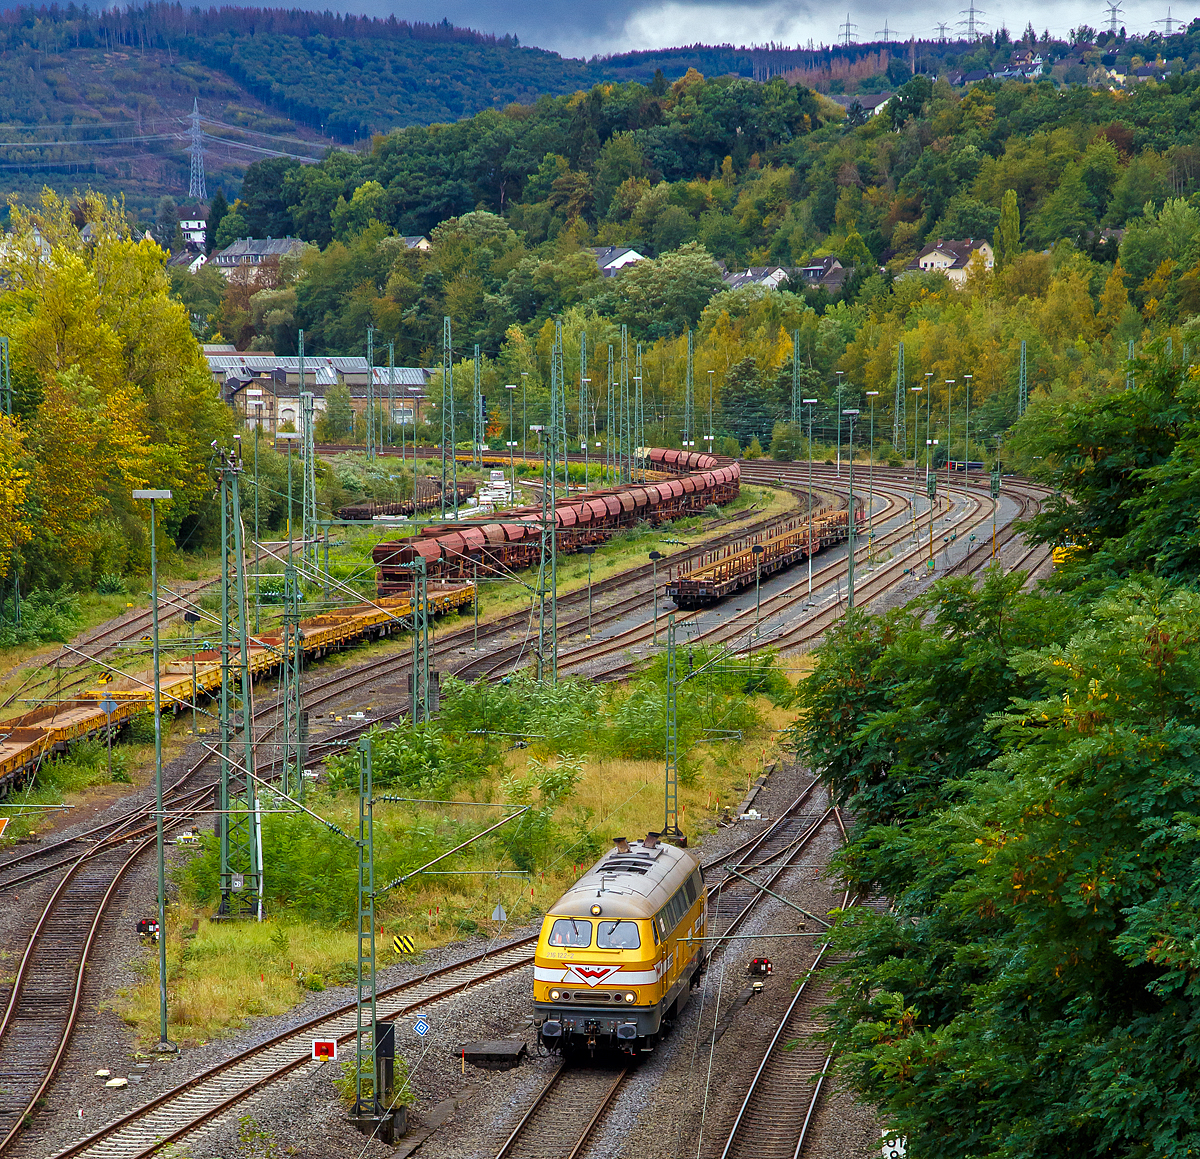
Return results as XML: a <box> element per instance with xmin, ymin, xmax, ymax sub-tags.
<box><xmin>439</xmin><ymin>675</ymin><xmax>600</xmax><ymax>754</ymax></box>
<box><xmin>0</xmin><ymin>587</ymin><xmax>82</xmax><ymax>645</ymax></box>
<box><xmin>325</xmin><ymin>723</ymin><xmax>497</xmax><ymax>796</ymax></box>
<box><xmin>128</xmin><ymin>711</ymin><xmax>158</xmax><ymax>743</ymax></box>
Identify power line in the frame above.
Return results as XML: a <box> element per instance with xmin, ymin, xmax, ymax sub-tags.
<box><xmin>876</xmin><ymin>20</ymin><xmax>894</xmax><ymax>42</ymax></box>
<box><xmin>1104</xmin><ymin>2</ymin><xmax>1124</xmax><ymax>34</ymax></box>
<box><xmin>197</xmin><ymin>115</ymin><xmax>333</xmax><ymax>150</ymax></box>
<box><xmin>935</xmin><ymin>21</ymin><xmax>950</xmax><ymax>40</ymax></box>
<box><xmin>840</xmin><ymin>11</ymin><xmax>859</xmax><ymax>45</ymax></box>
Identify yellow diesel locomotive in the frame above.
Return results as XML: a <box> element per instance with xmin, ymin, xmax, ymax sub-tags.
<box><xmin>534</xmin><ymin>832</ymin><xmax>706</xmax><ymax>1053</ymax></box>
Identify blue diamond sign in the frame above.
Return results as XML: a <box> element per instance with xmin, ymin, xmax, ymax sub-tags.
<box><xmin>413</xmin><ymin>1018</ymin><xmax>430</xmax><ymax>1037</ymax></box>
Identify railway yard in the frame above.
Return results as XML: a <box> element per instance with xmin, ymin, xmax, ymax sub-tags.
<box><xmin>0</xmin><ymin>450</ymin><xmax>1053</xmax><ymax>1159</ymax></box>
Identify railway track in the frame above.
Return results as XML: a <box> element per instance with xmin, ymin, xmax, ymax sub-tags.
<box><xmin>712</xmin><ymin>933</ymin><xmax>842</xmax><ymax>1159</ymax></box>
<box><xmin>40</xmin><ymin>938</ymin><xmax>540</xmax><ymax>1159</ymax></box>
<box><xmin>0</xmin><ymin>462</ymin><xmax>1050</xmax><ymax>1158</ymax></box>
<box><xmin>493</xmin><ymin>787</ymin><xmax>844</xmax><ymax>1159</ymax></box>
<box><xmin>0</xmin><ymin>837</ymin><xmax>154</xmax><ymax>1152</ymax></box>
<box><xmin>33</xmin><ymin>787</ymin><xmax>838</xmax><ymax>1159</ymax></box>
<box><xmin>495</xmin><ymin>1061</ymin><xmax>629</xmax><ymax>1159</ymax></box>
<box><xmin>1</xmin><ymin>496</ymin><xmax>808</xmax><ymax>1151</ymax></box>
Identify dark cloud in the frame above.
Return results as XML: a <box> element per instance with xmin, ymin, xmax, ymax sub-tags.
<box><xmin>354</xmin><ymin>0</ymin><xmax>1167</xmax><ymax>56</ymax></box>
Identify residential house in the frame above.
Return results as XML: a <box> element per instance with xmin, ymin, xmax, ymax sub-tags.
<box><xmin>722</xmin><ymin>266</ymin><xmax>791</xmax><ymax>291</ymax></box>
<box><xmin>591</xmin><ymin>246</ymin><xmax>646</xmax><ymax>276</ymax></box>
<box><xmin>166</xmin><ymin>249</ymin><xmax>208</xmax><ymax>275</ymax></box>
<box><xmin>180</xmin><ymin>219</ymin><xmax>207</xmax><ymax>247</ymax></box>
<box><xmin>400</xmin><ymin>236</ymin><xmax>431</xmax><ymax>251</ymax></box>
<box><xmin>828</xmin><ymin>92</ymin><xmax>895</xmax><ymax>117</ymax></box>
<box><xmin>211</xmin><ymin>237</ymin><xmax>305</xmax><ymax>280</ymax></box>
<box><xmin>795</xmin><ymin>255</ymin><xmax>853</xmax><ymax>293</ymax></box>
<box><xmin>903</xmin><ymin>238</ymin><xmax>994</xmax><ymax>286</ymax></box>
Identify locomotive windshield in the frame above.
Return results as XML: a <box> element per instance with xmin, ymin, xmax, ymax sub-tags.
<box><xmin>597</xmin><ymin>921</ymin><xmax>641</xmax><ymax>949</ymax></box>
<box><xmin>549</xmin><ymin>918</ymin><xmax>592</xmax><ymax>947</ymax></box>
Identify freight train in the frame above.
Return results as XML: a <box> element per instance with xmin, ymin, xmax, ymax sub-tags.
<box><xmin>0</xmin><ymin>584</ymin><xmax>474</xmax><ymax>802</ymax></box>
<box><xmin>534</xmin><ymin>831</ymin><xmax>707</xmax><ymax>1054</ymax></box>
<box><xmin>372</xmin><ymin>449</ymin><xmax>740</xmax><ymax>594</ymax></box>
<box><xmin>667</xmin><ymin>500</ymin><xmax>864</xmax><ymax>609</ymax></box>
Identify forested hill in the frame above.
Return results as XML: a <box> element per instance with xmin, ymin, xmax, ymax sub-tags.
<box><xmin>0</xmin><ymin>3</ymin><xmax>771</xmax><ymax>143</ymax></box>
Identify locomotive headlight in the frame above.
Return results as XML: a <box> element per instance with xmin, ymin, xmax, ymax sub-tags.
<box><xmin>550</xmin><ymin>989</ymin><xmax>560</xmax><ymax>1000</ymax></box>
<box><xmin>625</xmin><ymin>992</ymin><xmax>636</xmax><ymax>1003</ymax></box>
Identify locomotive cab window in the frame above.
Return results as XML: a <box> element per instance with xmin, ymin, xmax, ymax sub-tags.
<box><xmin>597</xmin><ymin>921</ymin><xmax>640</xmax><ymax>949</ymax></box>
<box><xmin>549</xmin><ymin>919</ymin><xmax>592</xmax><ymax>947</ymax></box>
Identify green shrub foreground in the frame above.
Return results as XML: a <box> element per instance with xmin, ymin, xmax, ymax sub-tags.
<box><xmin>177</xmin><ymin>650</ymin><xmax>787</xmax><ymax>921</ymax></box>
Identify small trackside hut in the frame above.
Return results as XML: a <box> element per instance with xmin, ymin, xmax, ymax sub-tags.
<box><xmin>533</xmin><ymin>832</ymin><xmax>706</xmax><ymax>1055</ymax></box>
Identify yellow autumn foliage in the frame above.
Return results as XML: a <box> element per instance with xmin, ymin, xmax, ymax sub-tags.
<box><xmin>0</xmin><ymin>188</ymin><xmax>231</xmax><ymax>586</ymax></box>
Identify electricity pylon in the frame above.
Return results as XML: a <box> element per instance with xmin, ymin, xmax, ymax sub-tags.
<box><xmin>958</xmin><ymin>1</ymin><xmax>986</xmax><ymax>39</ymax></box>
<box><xmin>188</xmin><ymin>98</ymin><xmax>206</xmax><ymax>201</ymax></box>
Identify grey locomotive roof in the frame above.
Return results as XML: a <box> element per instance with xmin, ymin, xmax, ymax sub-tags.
<box><xmin>549</xmin><ymin>838</ymin><xmax>700</xmax><ymax>921</ymax></box>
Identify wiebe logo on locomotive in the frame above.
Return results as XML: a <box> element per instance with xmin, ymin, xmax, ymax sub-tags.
<box><xmin>565</xmin><ymin>963</ymin><xmax>622</xmax><ymax>987</ymax></box>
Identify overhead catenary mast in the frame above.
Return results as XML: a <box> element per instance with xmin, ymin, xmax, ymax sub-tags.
<box><xmin>216</xmin><ymin>445</ymin><xmax>263</xmax><ymax>920</ymax></box>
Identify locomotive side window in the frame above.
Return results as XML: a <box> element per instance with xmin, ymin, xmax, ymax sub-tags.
<box><xmin>549</xmin><ymin>919</ymin><xmax>592</xmax><ymax>947</ymax></box>
<box><xmin>597</xmin><ymin>921</ymin><xmax>641</xmax><ymax>949</ymax></box>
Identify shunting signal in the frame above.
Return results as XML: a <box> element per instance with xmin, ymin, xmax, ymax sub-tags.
<box><xmin>393</xmin><ymin>934</ymin><xmax>416</xmax><ymax>954</ymax></box>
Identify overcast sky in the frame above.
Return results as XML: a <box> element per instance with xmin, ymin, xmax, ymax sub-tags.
<box><xmin>357</xmin><ymin>0</ymin><xmax>1189</xmax><ymax>57</ymax></box>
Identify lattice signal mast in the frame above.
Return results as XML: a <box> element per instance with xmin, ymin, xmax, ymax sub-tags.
<box><xmin>1105</xmin><ymin>2</ymin><xmax>1124</xmax><ymax>34</ymax></box>
<box><xmin>188</xmin><ymin>98</ymin><xmax>206</xmax><ymax>202</ymax></box>
<box><xmin>840</xmin><ymin>12</ymin><xmax>859</xmax><ymax>45</ymax></box>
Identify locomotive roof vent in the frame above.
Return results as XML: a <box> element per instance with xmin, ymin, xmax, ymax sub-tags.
<box><xmin>613</xmin><ymin>836</ymin><xmax>630</xmax><ymax>854</ymax></box>
<box><xmin>644</xmin><ymin>832</ymin><xmax>660</xmax><ymax>849</ymax></box>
